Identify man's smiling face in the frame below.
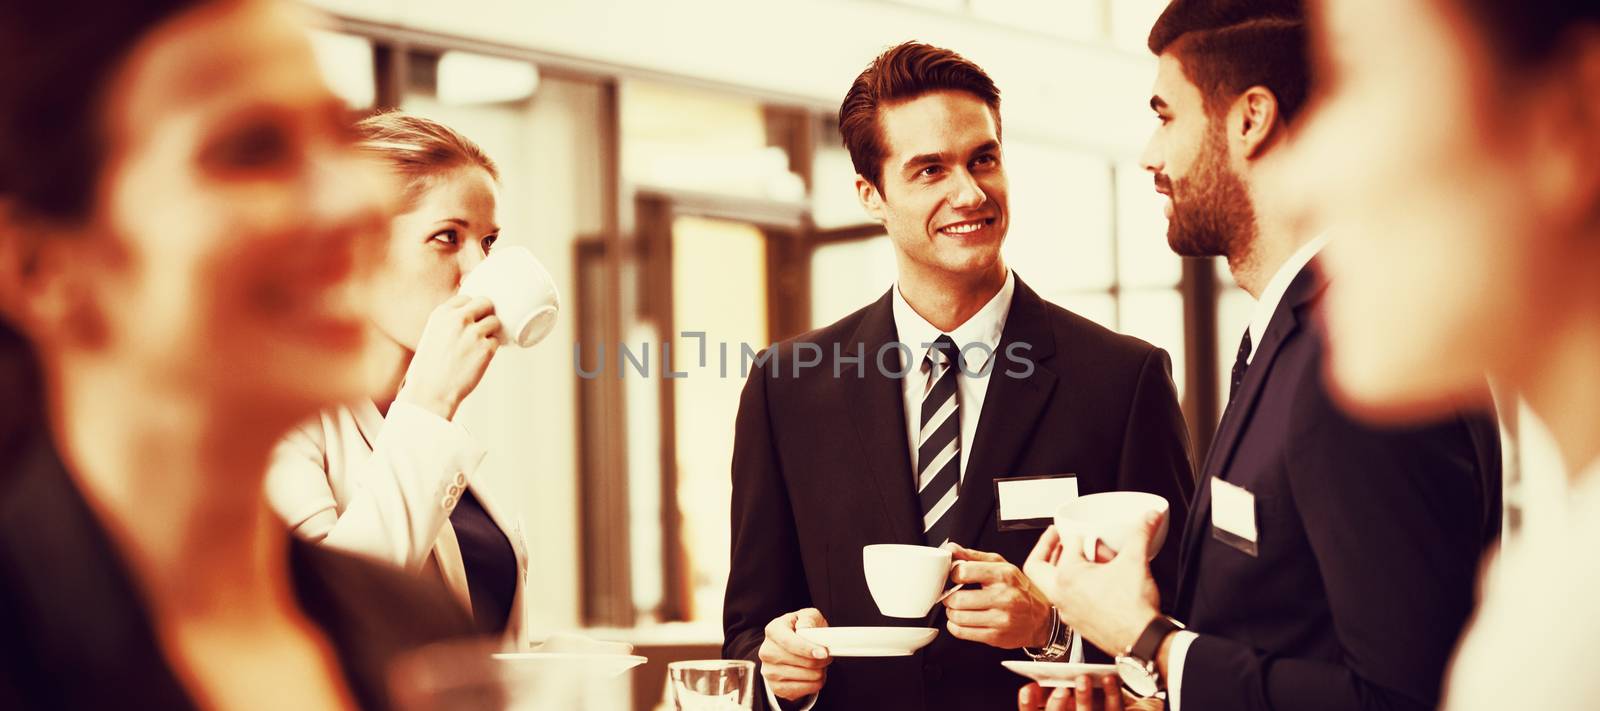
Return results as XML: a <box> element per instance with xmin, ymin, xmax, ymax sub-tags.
<box><xmin>859</xmin><ymin>89</ymin><xmax>1009</xmax><ymax>281</ymax></box>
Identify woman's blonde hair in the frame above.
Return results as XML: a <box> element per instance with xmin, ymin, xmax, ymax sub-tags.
<box><xmin>354</xmin><ymin>110</ymin><xmax>499</xmax><ymax>207</ymax></box>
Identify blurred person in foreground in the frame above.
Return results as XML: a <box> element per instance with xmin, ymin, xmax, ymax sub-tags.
<box><xmin>267</xmin><ymin>111</ymin><xmax>536</xmax><ymax>647</ymax></box>
<box><xmin>723</xmin><ymin>41</ymin><xmax>1195</xmax><ymax>711</ymax></box>
<box><xmin>0</xmin><ymin>1</ymin><xmax>477</xmax><ymax>709</ymax></box>
<box><xmin>1284</xmin><ymin>0</ymin><xmax>1600</xmax><ymax>708</ymax></box>
<box><xmin>1018</xmin><ymin>1</ymin><xmax>1502</xmax><ymax>709</ymax></box>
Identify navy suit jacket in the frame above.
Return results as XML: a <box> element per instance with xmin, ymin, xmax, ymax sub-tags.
<box><xmin>1172</xmin><ymin>263</ymin><xmax>1501</xmax><ymax>711</ymax></box>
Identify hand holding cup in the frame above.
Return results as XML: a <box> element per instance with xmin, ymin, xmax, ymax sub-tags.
<box><xmin>397</xmin><ymin>294</ymin><xmax>500</xmax><ymax>421</ymax></box>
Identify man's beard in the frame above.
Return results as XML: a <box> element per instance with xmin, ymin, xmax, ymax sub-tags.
<box><xmin>1163</xmin><ymin>126</ymin><xmax>1258</xmax><ymax>265</ymax></box>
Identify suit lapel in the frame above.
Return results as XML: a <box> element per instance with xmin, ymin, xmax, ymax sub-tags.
<box><xmin>1175</xmin><ymin>265</ymin><xmax>1327</xmax><ymax>610</ymax></box>
<box><xmin>351</xmin><ymin>398</ymin><xmax>385</xmax><ymax>450</ymax></box>
<box><xmin>427</xmin><ymin>522</ymin><xmax>472</xmax><ymax>611</ymax></box>
<box><xmin>947</xmin><ymin>278</ymin><xmax>1058</xmax><ymax>549</ymax></box>
<box><xmin>843</xmin><ymin>290</ymin><xmax>925</xmax><ymax>545</ymax></box>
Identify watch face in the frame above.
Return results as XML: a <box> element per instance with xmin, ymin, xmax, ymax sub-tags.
<box><xmin>1116</xmin><ymin>656</ymin><xmax>1159</xmax><ymax>697</ymax></box>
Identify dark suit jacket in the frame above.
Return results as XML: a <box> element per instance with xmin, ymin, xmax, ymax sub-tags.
<box><xmin>723</xmin><ymin>277</ymin><xmax>1196</xmax><ymax>711</ymax></box>
<box><xmin>0</xmin><ymin>433</ymin><xmax>479</xmax><ymax>711</ymax></box>
<box><xmin>1172</xmin><ymin>263</ymin><xmax>1501</xmax><ymax>711</ymax></box>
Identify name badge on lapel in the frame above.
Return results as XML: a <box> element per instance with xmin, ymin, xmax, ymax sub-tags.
<box><xmin>994</xmin><ymin>474</ymin><xmax>1078</xmax><ymax>531</ymax></box>
<box><xmin>1210</xmin><ymin>477</ymin><xmax>1259</xmax><ymax>557</ymax></box>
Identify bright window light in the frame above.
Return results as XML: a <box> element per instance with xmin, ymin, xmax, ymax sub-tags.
<box><xmin>437</xmin><ymin>51</ymin><xmax>540</xmax><ymax>105</ymax></box>
<box><xmin>1116</xmin><ymin>162</ymin><xmax>1182</xmax><ymax>288</ymax></box>
<box><xmin>1002</xmin><ymin>140</ymin><xmax>1115</xmax><ymax>292</ymax></box>
<box><xmin>307</xmin><ymin>30</ymin><xmax>375</xmax><ymax>109</ymax></box>
<box><xmin>970</xmin><ymin>0</ymin><xmax>1103</xmax><ymax>42</ymax></box>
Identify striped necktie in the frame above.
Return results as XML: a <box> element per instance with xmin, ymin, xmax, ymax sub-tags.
<box><xmin>919</xmin><ymin>335</ymin><xmax>962</xmax><ymax>546</ymax></box>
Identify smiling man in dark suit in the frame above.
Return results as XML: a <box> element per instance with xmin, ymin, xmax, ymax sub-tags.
<box><xmin>722</xmin><ymin>42</ymin><xmax>1197</xmax><ymax>711</ymax></box>
<box><xmin>1018</xmin><ymin>3</ymin><xmax>1503</xmax><ymax>711</ymax></box>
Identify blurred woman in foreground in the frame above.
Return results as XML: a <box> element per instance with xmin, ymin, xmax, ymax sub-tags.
<box><xmin>1289</xmin><ymin>0</ymin><xmax>1600</xmax><ymax>707</ymax></box>
<box><xmin>0</xmin><ymin>1</ymin><xmax>474</xmax><ymax>708</ymax></box>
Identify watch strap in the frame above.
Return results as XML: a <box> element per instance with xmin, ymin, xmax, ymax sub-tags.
<box><xmin>1024</xmin><ymin>614</ymin><xmax>1073</xmax><ymax>661</ymax></box>
<box><xmin>1129</xmin><ymin>615</ymin><xmax>1182</xmax><ymax>665</ymax></box>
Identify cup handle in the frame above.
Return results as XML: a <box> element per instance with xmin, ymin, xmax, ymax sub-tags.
<box><xmin>935</xmin><ymin>583</ymin><xmax>961</xmax><ymax>605</ymax></box>
<box><xmin>1082</xmin><ymin>534</ymin><xmax>1101</xmax><ymax>562</ymax></box>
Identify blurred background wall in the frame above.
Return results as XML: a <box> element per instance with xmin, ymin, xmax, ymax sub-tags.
<box><xmin>300</xmin><ymin>1</ymin><xmax>1560</xmax><ymax>706</ymax></box>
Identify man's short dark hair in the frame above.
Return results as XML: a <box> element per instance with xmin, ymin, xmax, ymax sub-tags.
<box><xmin>1148</xmin><ymin>0</ymin><xmax>1310</xmax><ymax>125</ymax></box>
<box><xmin>839</xmin><ymin>41</ymin><xmax>1001</xmax><ymax>191</ymax></box>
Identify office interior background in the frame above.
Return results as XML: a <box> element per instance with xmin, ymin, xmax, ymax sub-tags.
<box><xmin>303</xmin><ymin>0</ymin><xmax>1563</xmax><ymax>705</ymax></box>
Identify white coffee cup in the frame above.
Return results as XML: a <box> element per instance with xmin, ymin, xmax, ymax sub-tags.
<box><xmin>1053</xmin><ymin>492</ymin><xmax>1170</xmax><ymax>562</ymax></box>
<box><xmin>458</xmin><ymin>244</ymin><xmax>560</xmax><ymax>348</ymax></box>
<box><xmin>862</xmin><ymin>544</ymin><xmax>960</xmax><ymax>618</ymax></box>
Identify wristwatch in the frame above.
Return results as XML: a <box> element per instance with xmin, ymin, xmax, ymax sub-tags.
<box><xmin>1116</xmin><ymin>615</ymin><xmax>1184</xmax><ymax>697</ymax></box>
<box><xmin>1024</xmin><ymin>614</ymin><xmax>1073</xmax><ymax>662</ymax></box>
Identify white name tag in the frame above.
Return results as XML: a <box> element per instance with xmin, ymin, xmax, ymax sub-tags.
<box><xmin>995</xmin><ymin>475</ymin><xmax>1078</xmax><ymax>531</ymax></box>
<box><xmin>1210</xmin><ymin>477</ymin><xmax>1259</xmax><ymax>556</ymax></box>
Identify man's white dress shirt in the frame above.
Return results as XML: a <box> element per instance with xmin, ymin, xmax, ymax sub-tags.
<box><xmin>892</xmin><ymin>270</ymin><xmax>1015</xmax><ymax>484</ymax></box>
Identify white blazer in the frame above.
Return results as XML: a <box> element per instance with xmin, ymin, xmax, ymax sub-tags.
<box><xmin>266</xmin><ymin>399</ymin><xmax>532</xmax><ymax>648</ymax></box>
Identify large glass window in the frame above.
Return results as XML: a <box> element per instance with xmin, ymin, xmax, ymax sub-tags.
<box><xmin>1115</xmin><ymin>162</ymin><xmax>1186</xmax><ymax>396</ymax></box>
<box><xmin>999</xmin><ymin>140</ymin><xmax>1132</xmax><ymax>342</ymax></box>
<box><xmin>1002</xmin><ymin>139</ymin><xmax>1116</xmax><ymax>310</ymax></box>
<box><xmin>1115</xmin><ymin>163</ymin><xmax>1181</xmax><ymax>288</ymax></box>
<box><xmin>621</xmin><ymin>81</ymin><xmax>803</xmax><ymax>202</ymax></box>
<box><xmin>619</xmin><ymin>82</ymin><xmax>795</xmax><ymax>627</ymax></box>
<box><xmin>670</xmin><ymin>217</ymin><xmax>768</xmax><ymax>624</ymax></box>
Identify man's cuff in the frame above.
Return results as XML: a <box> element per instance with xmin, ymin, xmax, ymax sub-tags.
<box><xmin>763</xmin><ymin>683</ymin><xmax>817</xmax><ymax>711</ymax></box>
<box><xmin>1165</xmin><ymin>630</ymin><xmax>1199</xmax><ymax>711</ymax></box>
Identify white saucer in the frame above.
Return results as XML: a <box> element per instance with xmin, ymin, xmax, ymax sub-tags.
<box><xmin>795</xmin><ymin>627</ymin><xmax>937</xmax><ymax>657</ymax></box>
<box><xmin>1001</xmin><ymin>661</ymin><xmax>1118</xmax><ymax>688</ymax></box>
<box><xmin>492</xmin><ymin>652</ymin><xmax>649</xmax><ymax>677</ymax></box>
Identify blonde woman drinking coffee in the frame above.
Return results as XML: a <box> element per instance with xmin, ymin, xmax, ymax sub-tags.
<box><xmin>268</xmin><ymin>112</ymin><xmax>534</xmax><ymax>646</ymax></box>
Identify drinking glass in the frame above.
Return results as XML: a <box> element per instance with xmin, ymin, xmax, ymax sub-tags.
<box><xmin>666</xmin><ymin>660</ymin><xmax>755</xmax><ymax>711</ymax></box>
